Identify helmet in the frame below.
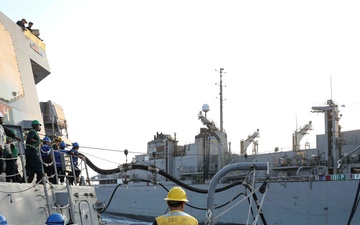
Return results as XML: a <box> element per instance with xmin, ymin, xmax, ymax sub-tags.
<box><xmin>164</xmin><ymin>187</ymin><xmax>188</xmax><ymax>202</ymax></box>
<box><xmin>31</xmin><ymin>120</ymin><xmax>41</xmax><ymax>127</ymax></box>
<box><xmin>55</xmin><ymin>136</ymin><xmax>62</xmax><ymax>141</ymax></box>
<box><xmin>0</xmin><ymin>112</ymin><xmax>3</xmax><ymax>118</ymax></box>
<box><xmin>45</xmin><ymin>213</ymin><xmax>65</xmax><ymax>225</ymax></box>
<box><xmin>7</xmin><ymin>128</ymin><xmax>16</xmax><ymax>136</ymax></box>
<box><xmin>43</xmin><ymin>136</ymin><xmax>51</xmax><ymax>142</ymax></box>
<box><xmin>0</xmin><ymin>215</ymin><xmax>7</xmax><ymax>225</ymax></box>
<box><xmin>72</xmin><ymin>142</ymin><xmax>79</xmax><ymax>148</ymax></box>
<box><xmin>41</xmin><ymin>145</ymin><xmax>51</xmax><ymax>152</ymax></box>
<box><xmin>60</xmin><ymin>142</ymin><xmax>66</xmax><ymax>149</ymax></box>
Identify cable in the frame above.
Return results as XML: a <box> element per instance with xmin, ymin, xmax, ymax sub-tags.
<box><xmin>347</xmin><ymin>179</ymin><xmax>360</xmax><ymax>225</ymax></box>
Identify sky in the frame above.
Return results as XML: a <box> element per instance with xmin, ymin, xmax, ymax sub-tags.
<box><xmin>2</xmin><ymin>0</ymin><xmax>360</xmax><ymax>176</ymax></box>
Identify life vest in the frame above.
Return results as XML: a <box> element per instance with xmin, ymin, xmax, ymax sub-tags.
<box><xmin>54</xmin><ymin>149</ymin><xmax>69</xmax><ymax>168</ymax></box>
<box><xmin>69</xmin><ymin>149</ymin><xmax>79</xmax><ymax>167</ymax></box>
<box><xmin>26</xmin><ymin>129</ymin><xmax>40</xmax><ymax>151</ymax></box>
<box><xmin>154</xmin><ymin>210</ymin><xmax>198</xmax><ymax>225</ymax></box>
<box><xmin>4</xmin><ymin>137</ymin><xmax>17</xmax><ymax>158</ymax></box>
<box><xmin>41</xmin><ymin>145</ymin><xmax>52</xmax><ymax>164</ymax></box>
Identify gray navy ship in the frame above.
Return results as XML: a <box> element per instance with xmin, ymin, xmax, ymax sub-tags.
<box><xmin>92</xmin><ymin>70</ymin><xmax>360</xmax><ymax>225</ymax></box>
<box><xmin>0</xmin><ymin>11</ymin><xmax>106</xmax><ymax>225</ymax></box>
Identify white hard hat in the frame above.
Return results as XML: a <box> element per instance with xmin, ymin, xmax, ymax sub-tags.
<box><xmin>0</xmin><ymin>112</ymin><xmax>3</xmax><ymax>117</ymax></box>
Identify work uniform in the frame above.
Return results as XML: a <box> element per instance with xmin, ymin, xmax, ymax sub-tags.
<box><xmin>4</xmin><ymin>137</ymin><xmax>20</xmax><ymax>182</ymax></box>
<box><xmin>153</xmin><ymin>210</ymin><xmax>198</xmax><ymax>225</ymax></box>
<box><xmin>54</xmin><ymin>148</ymin><xmax>67</xmax><ymax>183</ymax></box>
<box><xmin>0</xmin><ymin>125</ymin><xmax>17</xmax><ymax>174</ymax></box>
<box><xmin>68</xmin><ymin>148</ymin><xmax>81</xmax><ymax>185</ymax></box>
<box><xmin>41</xmin><ymin>145</ymin><xmax>56</xmax><ymax>183</ymax></box>
<box><xmin>25</xmin><ymin>128</ymin><xmax>43</xmax><ymax>183</ymax></box>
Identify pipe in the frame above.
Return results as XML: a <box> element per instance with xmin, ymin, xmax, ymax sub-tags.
<box><xmin>206</xmin><ymin>162</ymin><xmax>269</xmax><ymax>225</ymax></box>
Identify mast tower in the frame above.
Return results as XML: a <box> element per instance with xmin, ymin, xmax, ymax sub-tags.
<box><xmin>218</xmin><ymin>68</ymin><xmax>224</xmax><ymax>132</ymax></box>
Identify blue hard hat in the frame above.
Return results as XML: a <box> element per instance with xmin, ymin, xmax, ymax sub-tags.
<box><xmin>43</xmin><ymin>136</ymin><xmax>51</xmax><ymax>142</ymax></box>
<box><xmin>60</xmin><ymin>142</ymin><xmax>66</xmax><ymax>149</ymax></box>
<box><xmin>72</xmin><ymin>142</ymin><xmax>79</xmax><ymax>148</ymax></box>
<box><xmin>0</xmin><ymin>215</ymin><xmax>7</xmax><ymax>225</ymax></box>
<box><xmin>41</xmin><ymin>145</ymin><xmax>51</xmax><ymax>152</ymax></box>
<box><xmin>46</xmin><ymin>213</ymin><xmax>65</xmax><ymax>224</ymax></box>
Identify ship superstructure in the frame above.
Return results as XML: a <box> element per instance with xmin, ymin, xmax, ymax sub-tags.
<box><xmin>0</xmin><ymin>11</ymin><xmax>105</xmax><ymax>225</ymax></box>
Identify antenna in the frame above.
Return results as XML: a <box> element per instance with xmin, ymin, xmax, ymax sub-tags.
<box><xmin>215</xmin><ymin>68</ymin><xmax>225</xmax><ymax>132</ymax></box>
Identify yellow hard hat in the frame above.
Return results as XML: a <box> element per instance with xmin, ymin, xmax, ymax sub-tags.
<box><xmin>164</xmin><ymin>187</ymin><xmax>188</xmax><ymax>202</ymax></box>
<box><xmin>55</xmin><ymin>136</ymin><xmax>62</xmax><ymax>141</ymax></box>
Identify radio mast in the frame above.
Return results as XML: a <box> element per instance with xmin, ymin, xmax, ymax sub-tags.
<box><xmin>218</xmin><ymin>68</ymin><xmax>225</xmax><ymax>132</ymax></box>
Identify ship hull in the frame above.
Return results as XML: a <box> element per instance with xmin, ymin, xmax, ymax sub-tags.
<box><xmin>0</xmin><ymin>182</ymin><xmax>104</xmax><ymax>225</ymax></box>
<box><xmin>95</xmin><ymin>179</ymin><xmax>360</xmax><ymax>225</ymax></box>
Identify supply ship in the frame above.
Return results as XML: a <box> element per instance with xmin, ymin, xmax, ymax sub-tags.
<box><xmin>0</xmin><ymin>11</ymin><xmax>105</xmax><ymax>225</ymax></box>
<box><xmin>92</xmin><ymin>70</ymin><xmax>360</xmax><ymax>224</ymax></box>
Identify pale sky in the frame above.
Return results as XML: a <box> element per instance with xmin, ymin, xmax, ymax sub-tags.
<box><xmin>2</xmin><ymin>1</ymin><xmax>360</xmax><ymax>176</ymax></box>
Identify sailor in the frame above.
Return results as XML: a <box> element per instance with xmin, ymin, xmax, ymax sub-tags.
<box><xmin>54</xmin><ymin>141</ymin><xmax>67</xmax><ymax>184</ymax></box>
<box><xmin>25</xmin><ymin>120</ymin><xmax>44</xmax><ymax>183</ymax></box>
<box><xmin>41</xmin><ymin>136</ymin><xmax>56</xmax><ymax>184</ymax></box>
<box><xmin>0</xmin><ymin>214</ymin><xmax>7</xmax><ymax>225</ymax></box>
<box><xmin>67</xmin><ymin>142</ymin><xmax>83</xmax><ymax>185</ymax></box>
<box><xmin>26</xmin><ymin>22</ymin><xmax>34</xmax><ymax>33</ymax></box>
<box><xmin>16</xmin><ymin>18</ymin><xmax>27</xmax><ymax>30</ymax></box>
<box><xmin>153</xmin><ymin>186</ymin><xmax>198</xmax><ymax>225</ymax></box>
<box><xmin>0</xmin><ymin>112</ymin><xmax>21</xmax><ymax>174</ymax></box>
<box><xmin>4</xmin><ymin>129</ymin><xmax>21</xmax><ymax>183</ymax></box>
<box><xmin>52</xmin><ymin>136</ymin><xmax>62</xmax><ymax>150</ymax></box>
<box><xmin>45</xmin><ymin>213</ymin><xmax>65</xmax><ymax>225</ymax></box>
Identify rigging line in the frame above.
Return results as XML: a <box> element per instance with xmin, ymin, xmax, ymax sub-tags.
<box><xmin>213</xmin><ymin>171</ymin><xmax>253</xmax><ymax>221</ymax></box>
<box><xmin>212</xmin><ymin>184</ymin><xmax>263</xmax><ymax>221</ymax></box>
<box><xmin>246</xmin><ymin>168</ymin><xmax>257</xmax><ymax>225</ymax></box>
<box><xmin>81</xmin><ymin>146</ymin><xmax>232</xmax><ymax>157</ymax></box>
<box><xmin>152</xmin><ymin>181</ymin><xmax>247</xmax><ymax>211</ymax></box>
<box><xmin>0</xmin><ymin>184</ymin><xmax>35</xmax><ymax>194</ymax></box>
<box><xmin>80</xmin><ymin>146</ymin><xmax>145</xmax><ymax>154</ymax></box>
<box><xmin>253</xmin><ymin>184</ymin><xmax>268</xmax><ymax>225</ymax></box>
<box><xmin>79</xmin><ymin>151</ymin><xmax>120</xmax><ymax>165</ymax></box>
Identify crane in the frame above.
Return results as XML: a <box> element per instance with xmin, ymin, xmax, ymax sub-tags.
<box><xmin>292</xmin><ymin>121</ymin><xmax>313</xmax><ymax>151</ymax></box>
<box><xmin>240</xmin><ymin>129</ymin><xmax>260</xmax><ymax>155</ymax></box>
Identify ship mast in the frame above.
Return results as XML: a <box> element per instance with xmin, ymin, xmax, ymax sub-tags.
<box><xmin>218</xmin><ymin>68</ymin><xmax>224</xmax><ymax>132</ymax></box>
<box><xmin>217</xmin><ymin>68</ymin><xmax>225</xmax><ymax>171</ymax></box>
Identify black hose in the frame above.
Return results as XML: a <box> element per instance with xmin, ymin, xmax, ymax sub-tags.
<box><xmin>84</xmin><ymin>157</ymin><xmax>268</xmax><ymax>224</ymax></box>
<box><xmin>79</xmin><ymin>153</ymin><xmax>120</xmax><ymax>175</ymax></box>
<box><xmin>347</xmin><ymin>179</ymin><xmax>360</xmax><ymax>225</ymax></box>
<box><xmin>243</xmin><ymin>181</ymin><xmax>267</xmax><ymax>225</ymax></box>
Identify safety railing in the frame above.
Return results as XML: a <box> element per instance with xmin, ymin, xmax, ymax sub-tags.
<box><xmin>0</xmin><ymin>141</ymin><xmax>90</xmax><ymax>186</ymax></box>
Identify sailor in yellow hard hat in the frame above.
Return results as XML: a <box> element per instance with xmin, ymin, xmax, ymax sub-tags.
<box><xmin>153</xmin><ymin>186</ymin><xmax>198</xmax><ymax>225</ymax></box>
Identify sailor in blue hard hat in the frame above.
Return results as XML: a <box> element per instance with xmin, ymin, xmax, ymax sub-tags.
<box><xmin>45</xmin><ymin>213</ymin><xmax>65</xmax><ymax>225</ymax></box>
<box><xmin>68</xmin><ymin>142</ymin><xmax>82</xmax><ymax>185</ymax></box>
<box><xmin>0</xmin><ymin>214</ymin><xmax>7</xmax><ymax>225</ymax></box>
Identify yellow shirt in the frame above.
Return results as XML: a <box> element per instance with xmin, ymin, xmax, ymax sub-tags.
<box><xmin>154</xmin><ymin>210</ymin><xmax>198</xmax><ymax>225</ymax></box>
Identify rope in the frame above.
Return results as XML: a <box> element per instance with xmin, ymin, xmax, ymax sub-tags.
<box><xmin>205</xmin><ymin>209</ymin><xmax>213</xmax><ymax>225</ymax></box>
<box><xmin>246</xmin><ymin>169</ymin><xmax>256</xmax><ymax>224</ymax></box>
<box><xmin>42</xmin><ymin>161</ymin><xmax>53</xmax><ymax>167</ymax></box>
<box><xmin>212</xmin><ymin>184</ymin><xmax>263</xmax><ymax>222</ymax></box>
<box><xmin>253</xmin><ymin>183</ymin><xmax>268</xmax><ymax>224</ymax></box>
<box><xmin>52</xmin><ymin>204</ymin><xmax>70</xmax><ymax>210</ymax></box>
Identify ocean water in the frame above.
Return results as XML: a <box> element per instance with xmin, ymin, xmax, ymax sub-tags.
<box><xmin>101</xmin><ymin>213</ymin><xmax>152</xmax><ymax>225</ymax></box>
